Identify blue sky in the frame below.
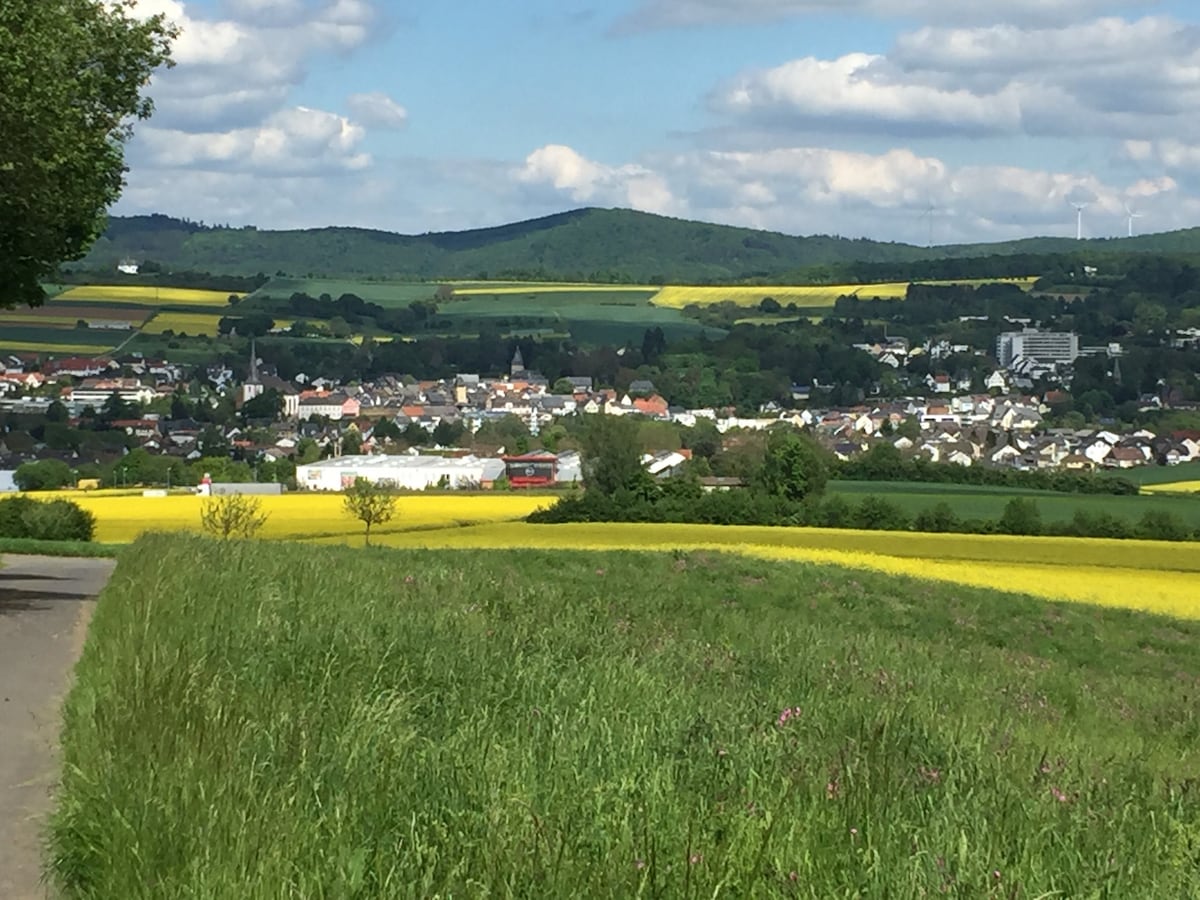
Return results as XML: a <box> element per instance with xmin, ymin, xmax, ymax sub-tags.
<box><xmin>118</xmin><ymin>0</ymin><xmax>1200</xmax><ymax>244</ymax></box>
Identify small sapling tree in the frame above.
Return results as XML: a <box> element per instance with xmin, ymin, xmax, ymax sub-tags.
<box><xmin>343</xmin><ymin>477</ymin><xmax>397</xmax><ymax>546</ymax></box>
<box><xmin>200</xmin><ymin>494</ymin><xmax>269</xmax><ymax>540</ymax></box>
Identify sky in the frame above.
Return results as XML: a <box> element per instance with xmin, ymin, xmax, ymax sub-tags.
<box><xmin>115</xmin><ymin>0</ymin><xmax>1200</xmax><ymax>245</ymax></box>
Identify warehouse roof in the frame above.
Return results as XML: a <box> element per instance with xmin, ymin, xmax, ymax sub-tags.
<box><xmin>299</xmin><ymin>454</ymin><xmax>497</xmax><ymax>470</ymax></box>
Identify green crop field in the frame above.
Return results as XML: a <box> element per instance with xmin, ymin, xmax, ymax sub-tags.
<box><xmin>49</xmin><ymin>533</ymin><xmax>1200</xmax><ymax>897</ymax></box>
<box><xmin>249</xmin><ymin>277</ymin><xmax>439</xmax><ymax>307</ymax></box>
<box><xmin>0</xmin><ymin>324</ymin><xmax>122</xmax><ymax>350</ymax></box>
<box><xmin>829</xmin><ymin>480</ymin><xmax>1200</xmax><ymax>528</ymax></box>
<box><xmin>434</xmin><ymin>289</ymin><xmax>723</xmax><ymax>343</ymax></box>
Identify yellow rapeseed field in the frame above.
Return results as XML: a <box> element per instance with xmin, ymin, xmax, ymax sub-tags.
<box><xmin>57</xmin><ymin>286</ymin><xmax>243</xmax><ymax>305</ymax></box>
<box><xmin>450</xmin><ymin>283</ymin><xmax>657</xmax><ymax>295</ymax></box>
<box><xmin>1142</xmin><ymin>481</ymin><xmax>1200</xmax><ymax>494</ymax></box>
<box><xmin>67</xmin><ymin>493</ymin><xmax>550</xmax><ymax>543</ymax></box>
<box><xmin>358</xmin><ymin>522</ymin><xmax>1200</xmax><ymax>620</ymax></box>
<box><xmin>649</xmin><ymin>278</ymin><xmax>1039</xmax><ymax>309</ymax></box>
<box><xmin>0</xmin><ymin>340</ymin><xmax>112</xmax><ymax>354</ymax></box>
<box><xmin>141</xmin><ymin>312</ymin><xmax>225</xmax><ymax>336</ymax></box>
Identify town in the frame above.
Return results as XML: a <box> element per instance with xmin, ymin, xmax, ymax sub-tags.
<box><xmin>3</xmin><ymin>327</ymin><xmax>1197</xmax><ymax>493</ymax></box>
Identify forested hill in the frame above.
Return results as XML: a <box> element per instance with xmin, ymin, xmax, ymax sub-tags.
<box><xmin>75</xmin><ymin>207</ymin><xmax>1200</xmax><ymax>282</ymax></box>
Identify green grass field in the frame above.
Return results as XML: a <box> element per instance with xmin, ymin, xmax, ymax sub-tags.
<box><xmin>50</xmin><ymin>534</ymin><xmax>1200</xmax><ymax>897</ymax></box>
<box><xmin>249</xmin><ymin>277</ymin><xmax>438</xmax><ymax>307</ymax></box>
<box><xmin>829</xmin><ymin>480</ymin><xmax>1200</xmax><ymax>528</ymax></box>
<box><xmin>434</xmin><ymin>290</ymin><xmax>724</xmax><ymax>343</ymax></box>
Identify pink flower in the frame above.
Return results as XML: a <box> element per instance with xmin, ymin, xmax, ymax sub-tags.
<box><xmin>776</xmin><ymin>706</ymin><xmax>802</xmax><ymax>727</ymax></box>
<box><xmin>1051</xmin><ymin>786</ymin><xmax>1070</xmax><ymax>803</ymax></box>
<box><xmin>689</xmin><ymin>853</ymin><xmax>703</xmax><ymax>865</ymax></box>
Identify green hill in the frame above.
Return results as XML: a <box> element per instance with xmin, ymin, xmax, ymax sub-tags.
<box><xmin>75</xmin><ymin>207</ymin><xmax>1200</xmax><ymax>282</ymax></box>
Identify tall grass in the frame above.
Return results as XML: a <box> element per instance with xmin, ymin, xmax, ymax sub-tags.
<box><xmin>50</xmin><ymin>534</ymin><xmax>1200</xmax><ymax>897</ymax></box>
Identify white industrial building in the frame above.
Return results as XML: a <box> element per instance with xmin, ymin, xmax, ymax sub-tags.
<box><xmin>296</xmin><ymin>455</ymin><xmax>506</xmax><ymax>491</ymax></box>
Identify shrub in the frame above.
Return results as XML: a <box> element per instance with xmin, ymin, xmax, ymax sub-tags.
<box><xmin>913</xmin><ymin>501</ymin><xmax>960</xmax><ymax>534</ymax></box>
<box><xmin>1136</xmin><ymin>510</ymin><xmax>1191</xmax><ymax>542</ymax></box>
<box><xmin>200</xmin><ymin>494</ymin><xmax>269</xmax><ymax>540</ymax></box>
<box><xmin>0</xmin><ymin>496</ymin><xmax>96</xmax><ymax>541</ymax></box>
<box><xmin>998</xmin><ymin>498</ymin><xmax>1042</xmax><ymax>536</ymax></box>
<box><xmin>850</xmin><ymin>496</ymin><xmax>911</xmax><ymax>532</ymax></box>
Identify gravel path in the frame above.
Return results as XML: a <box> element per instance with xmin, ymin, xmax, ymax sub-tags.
<box><xmin>0</xmin><ymin>555</ymin><xmax>116</xmax><ymax>899</ymax></box>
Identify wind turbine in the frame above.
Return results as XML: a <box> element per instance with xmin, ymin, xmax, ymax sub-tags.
<box><xmin>918</xmin><ymin>200</ymin><xmax>936</xmax><ymax>248</ymax></box>
<box><xmin>1071</xmin><ymin>201</ymin><xmax>1089</xmax><ymax>240</ymax></box>
<box><xmin>1124</xmin><ymin>202</ymin><xmax>1143</xmax><ymax>238</ymax></box>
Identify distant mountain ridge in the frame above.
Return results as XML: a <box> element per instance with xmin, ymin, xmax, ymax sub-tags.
<box><xmin>76</xmin><ymin>207</ymin><xmax>1200</xmax><ymax>282</ymax></box>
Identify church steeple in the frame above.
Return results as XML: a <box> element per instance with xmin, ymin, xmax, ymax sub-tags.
<box><xmin>248</xmin><ymin>338</ymin><xmax>261</xmax><ymax>384</ymax></box>
<box><xmin>510</xmin><ymin>346</ymin><xmax>525</xmax><ymax>377</ymax></box>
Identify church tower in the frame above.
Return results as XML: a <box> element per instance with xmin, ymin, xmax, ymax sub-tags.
<box><xmin>240</xmin><ymin>339</ymin><xmax>264</xmax><ymax>405</ymax></box>
<box><xmin>510</xmin><ymin>346</ymin><xmax>525</xmax><ymax>377</ymax></box>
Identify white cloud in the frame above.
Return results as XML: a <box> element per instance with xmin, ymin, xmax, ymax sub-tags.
<box><xmin>509</xmin><ymin>142</ymin><xmax>1194</xmax><ymax>243</ymax></box>
<box><xmin>614</xmin><ymin>0</ymin><xmax>1148</xmax><ymax>32</ymax></box>
<box><xmin>136</xmin><ymin>107</ymin><xmax>370</xmax><ymax>175</ymax></box>
<box><xmin>128</xmin><ymin>0</ymin><xmax>380</xmax><ymax>131</ymax></box>
<box><xmin>347</xmin><ymin>92</ymin><xmax>408</xmax><ymax>128</ymax></box>
<box><xmin>515</xmin><ymin>145</ymin><xmax>679</xmax><ymax>215</ymax></box>
<box><xmin>710</xmin><ymin>17</ymin><xmax>1200</xmax><ymax>141</ymax></box>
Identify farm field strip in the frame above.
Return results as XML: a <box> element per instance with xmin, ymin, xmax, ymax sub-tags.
<box><xmin>65</xmin><ymin>493</ymin><xmax>551</xmax><ymax>543</ymax></box>
<box><xmin>0</xmin><ymin>340</ymin><xmax>114</xmax><ymax>354</ymax></box>
<box><xmin>650</xmin><ymin>278</ymin><xmax>1039</xmax><ymax>309</ymax></box>
<box><xmin>140</xmin><ymin>311</ymin><xmax>296</xmax><ymax>336</ymax></box>
<box><xmin>452</xmin><ymin>283</ymin><xmax>659</xmax><ymax>295</ymax></box>
<box><xmin>1</xmin><ymin>307</ymin><xmax>150</xmax><ymax>326</ymax></box>
<box><xmin>57</xmin><ymin>286</ymin><xmax>244</xmax><ymax>305</ymax></box>
<box><xmin>364</xmin><ymin>521</ymin><xmax>1200</xmax><ymax>619</ymax></box>
<box><xmin>1143</xmin><ymin>481</ymin><xmax>1200</xmax><ymax>494</ymax></box>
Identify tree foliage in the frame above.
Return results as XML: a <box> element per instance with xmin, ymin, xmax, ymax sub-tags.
<box><xmin>1</xmin><ymin>0</ymin><xmax>175</xmax><ymax>308</ymax></box>
<box><xmin>342</xmin><ymin>478</ymin><xmax>397</xmax><ymax>546</ymax></box>
<box><xmin>200</xmin><ymin>494</ymin><xmax>269</xmax><ymax>540</ymax></box>
<box><xmin>758</xmin><ymin>431</ymin><xmax>830</xmax><ymax>502</ymax></box>
<box><xmin>581</xmin><ymin>414</ymin><xmax>650</xmax><ymax>497</ymax></box>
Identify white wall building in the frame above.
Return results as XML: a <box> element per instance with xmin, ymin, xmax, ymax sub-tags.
<box><xmin>995</xmin><ymin>329</ymin><xmax>1079</xmax><ymax>368</ymax></box>
<box><xmin>297</xmin><ymin>454</ymin><xmax>505</xmax><ymax>491</ymax></box>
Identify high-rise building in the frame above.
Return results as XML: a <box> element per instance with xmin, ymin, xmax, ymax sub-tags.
<box><xmin>995</xmin><ymin>329</ymin><xmax>1079</xmax><ymax>368</ymax></box>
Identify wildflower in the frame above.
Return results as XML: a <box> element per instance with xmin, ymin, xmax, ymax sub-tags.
<box><xmin>776</xmin><ymin>706</ymin><xmax>802</xmax><ymax>727</ymax></box>
<box><xmin>919</xmin><ymin>766</ymin><xmax>942</xmax><ymax>784</ymax></box>
<box><xmin>716</xmin><ymin>747</ymin><xmax>728</xmax><ymax>758</ymax></box>
<box><xmin>849</xmin><ymin>828</ymin><xmax>859</xmax><ymax>839</ymax></box>
<box><xmin>1051</xmin><ymin>786</ymin><xmax>1070</xmax><ymax>803</ymax></box>
<box><xmin>634</xmin><ymin>859</ymin><xmax>646</xmax><ymax>870</ymax></box>
<box><xmin>788</xmin><ymin>871</ymin><xmax>799</xmax><ymax>883</ymax></box>
<box><xmin>595</xmin><ymin>568</ymin><xmax>606</xmax><ymax>576</ymax></box>
<box><xmin>403</xmin><ymin>574</ymin><xmax>415</xmax><ymax>584</ymax></box>
<box><xmin>689</xmin><ymin>853</ymin><xmax>703</xmax><ymax>865</ymax></box>
<box><xmin>826</xmin><ymin>779</ymin><xmax>840</xmax><ymax>800</ymax></box>
<box><xmin>992</xmin><ymin>870</ymin><xmax>1002</xmax><ymax>880</ymax></box>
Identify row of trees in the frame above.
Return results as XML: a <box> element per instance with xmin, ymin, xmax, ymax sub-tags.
<box><xmin>529</xmin><ymin>416</ymin><xmax>1198</xmax><ymax>542</ymax></box>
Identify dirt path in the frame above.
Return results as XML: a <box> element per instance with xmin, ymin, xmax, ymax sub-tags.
<box><xmin>0</xmin><ymin>555</ymin><xmax>116</xmax><ymax>899</ymax></box>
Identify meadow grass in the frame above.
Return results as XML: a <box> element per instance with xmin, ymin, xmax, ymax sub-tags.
<box><xmin>828</xmin><ymin>480</ymin><xmax>1200</xmax><ymax>528</ymax></box>
<box><xmin>49</xmin><ymin>534</ymin><xmax>1200</xmax><ymax>898</ymax></box>
<box><xmin>364</xmin><ymin>521</ymin><xmax>1200</xmax><ymax>619</ymax></box>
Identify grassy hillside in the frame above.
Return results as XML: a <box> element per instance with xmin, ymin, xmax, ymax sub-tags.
<box><xmin>51</xmin><ymin>534</ymin><xmax>1200</xmax><ymax>897</ymax></box>
<box><xmin>74</xmin><ymin>208</ymin><xmax>1200</xmax><ymax>282</ymax></box>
